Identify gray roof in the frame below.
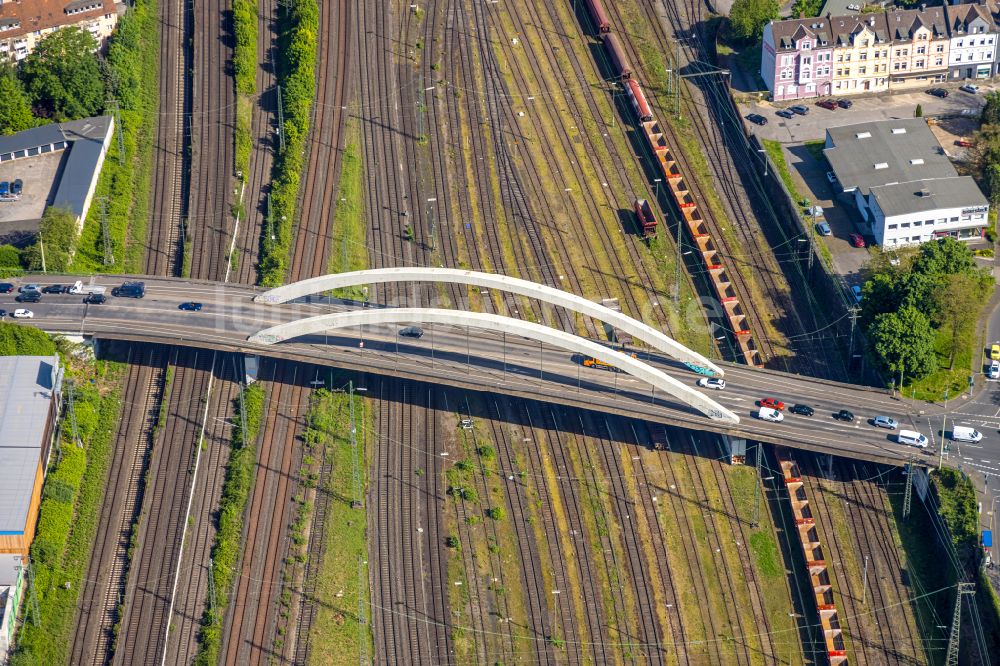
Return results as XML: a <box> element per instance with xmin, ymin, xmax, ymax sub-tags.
<box><xmin>946</xmin><ymin>2</ymin><xmax>997</xmax><ymax>34</ymax></box>
<box><xmin>824</xmin><ymin>118</ymin><xmax>955</xmax><ymax>195</ymax></box>
<box><xmin>870</xmin><ymin>177</ymin><xmax>988</xmax><ymax>217</ymax></box>
<box><xmin>886</xmin><ymin>6</ymin><xmax>948</xmax><ymax>42</ymax></box>
<box><xmin>51</xmin><ymin>116</ymin><xmax>113</xmax><ymax>219</ymax></box>
<box><xmin>0</xmin><ymin>356</ymin><xmax>58</xmax><ymax>534</ymax></box>
<box><xmin>768</xmin><ymin>17</ymin><xmax>833</xmax><ymax>51</ymax></box>
<box><xmin>828</xmin><ymin>13</ymin><xmax>891</xmax><ymax>47</ymax></box>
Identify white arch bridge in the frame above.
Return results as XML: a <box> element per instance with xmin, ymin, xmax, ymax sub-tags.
<box><xmin>253</xmin><ymin>269</ymin><xmax>736</xmax><ymax>424</ymax></box>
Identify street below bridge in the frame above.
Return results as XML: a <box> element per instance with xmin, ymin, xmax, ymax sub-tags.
<box><xmin>4</xmin><ymin>274</ymin><xmax>997</xmax><ymax>467</ymax></box>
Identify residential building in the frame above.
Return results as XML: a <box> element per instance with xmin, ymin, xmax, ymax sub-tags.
<box><xmin>824</xmin><ymin>119</ymin><xmax>989</xmax><ymax>246</ymax></box>
<box><xmin>0</xmin><ymin>356</ymin><xmax>61</xmax><ymax>665</ymax></box>
<box><xmin>761</xmin><ymin>18</ymin><xmax>834</xmax><ymax>101</ymax></box>
<box><xmin>0</xmin><ymin>0</ymin><xmax>123</xmax><ymax>62</ymax></box>
<box><xmin>946</xmin><ymin>3</ymin><xmax>997</xmax><ymax>80</ymax></box>
<box><xmin>886</xmin><ymin>6</ymin><xmax>950</xmax><ymax>88</ymax></box>
<box><xmin>829</xmin><ymin>14</ymin><xmax>891</xmax><ymax>95</ymax></box>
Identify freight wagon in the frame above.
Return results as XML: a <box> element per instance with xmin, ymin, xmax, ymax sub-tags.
<box><xmin>633</xmin><ymin>198</ymin><xmax>658</xmax><ymax>236</ymax></box>
<box><xmin>625</xmin><ymin>79</ymin><xmax>653</xmax><ymax>122</ymax></box>
<box><xmin>603</xmin><ymin>34</ymin><xmax>632</xmax><ymax>79</ymax></box>
<box><xmin>583</xmin><ymin>0</ymin><xmax>610</xmax><ymax>33</ymax></box>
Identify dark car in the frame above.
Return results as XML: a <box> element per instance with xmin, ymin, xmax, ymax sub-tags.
<box><xmin>834</xmin><ymin>409</ymin><xmax>855</xmax><ymax>422</ymax></box>
<box><xmin>399</xmin><ymin>326</ymin><xmax>424</xmax><ymax>339</ymax></box>
<box><xmin>926</xmin><ymin>88</ymin><xmax>949</xmax><ymax>98</ymax></box>
<box><xmin>11</xmin><ymin>179</ymin><xmax>22</xmax><ymax>197</ymax></box>
<box><xmin>178</xmin><ymin>301</ymin><xmax>203</xmax><ymax>311</ymax></box>
<box><xmin>837</xmin><ymin>98</ymin><xmax>853</xmax><ymax>109</ymax></box>
<box><xmin>15</xmin><ymin>291</ymin><xmax>39</xmax><ymax>303</ymax></box>
<box><xmin>789</xmin><ymin>105</ymin><xmax>810</xmax><ymax>115</ymax></box>
<box><xmin>816</xmin><ymin>99</ymin><xmax>838</xmax><ymax>110</ymax></box>
<box><xmin>746</xmin><ymin>113</ymin><xmax>768</xmax><ymax>126</ymax></box>
<box><xmin>791</xmin><ymin>404</ymin><xmax>815</xmax><ymax>416</ymax></box>
<box><xmin>84</xmin><ymin>293</ymin><xmax>107</xmax><ymax>305</ymax></box>
<box><xmin>0</xmin><ymin>309</ymin><xmax>5</xmax><ymax>317</ymax></box>
<box><xmin>41</xmin><ymin>284</ymin><xmax>64</xmax><ymax>294</ymax></box>
<box><xmin>776</xmin><ymin>109</ymin><xmax>795</xmax><ymax>119</ymax></box>
<box><xmin>0</xmin><ymin>182</ymin><xmax>10</xmax><ymax>197</ymax></box>
<box><xmin>0</xmin><ymin>283</ymin><xmax>12</xmax><ymax>293</ymax></box>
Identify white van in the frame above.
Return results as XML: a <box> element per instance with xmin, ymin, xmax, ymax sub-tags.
<box><xmin>897</xmin><ymin>430</ymin><xmax>929</xmax><ymax>448</ymax></box>
<box><xmin>951</xmin><ymin>426</ymin><xmax>983</xmax><ymax>443</ymax></box>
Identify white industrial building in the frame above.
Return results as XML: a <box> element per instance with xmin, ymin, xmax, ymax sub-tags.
<box><xmin>824</xmin><ymin>118</ymin><xmax>989</xmax><ymax>247</ymax></box>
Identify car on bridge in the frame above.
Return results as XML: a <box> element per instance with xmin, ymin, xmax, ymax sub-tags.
<box><xmin>12</xmin><ymin>309</ymin><xmax>33</xmax><ymax>319</ymax></box>
<box><xmin>790</xmin><ymin>404</ymin><xmax>814</xmax><ymax>416</ymax></box>
<box><xmin>951</xmin><ymin>426</ymin><xmax>983</xmax><ymax>443</ymax></box>
<box><xmin>872</xmin><ymin>415</ymin><xmax>898</xmax><ymax>429</ymax></box>
<box><xmin>898</xmin><ymin>430</ymin><xmax>928</xmax><ymax>448</ymax></box>
<box><xmin>179</xmin><ymin>302</ymin><xmax>203</xmax><ymax>311</ymax></box>
<box><xmin>41</xmin><ymin>284</ymin><xmax>66</xmax><ymax>294</ymax></box>
<box><xmin>85</xmin><ymin>293</ymin><xmax>107</xmax><ymax>305</ymax></box>
<box><xmin>0</xmin><ymin>283</ymin><xmax>11</xmax><ymax>294</ymax></box>
<box><xmin>757</xmin><ymin>407</ymin><xmax>784</xmax><ymax>422</ymax></box>
<box><xmin>759</xmin><ymin>397</ymin><xmax>785</xmax><ymax>411</ymax></box>
<box><xmin>398</xmin><ymin>326</ymin><xmax>423</xmax><ymax>339</ymax></box>
<box><xmin>697</xmin><ymin>377</ymin><xmax>725</xmax><ymax>390</ymax></box>
<box><xmin>834</xmin><ymin>409</ymin><xmax>855</xmax><ymax>422</ymax></box>
<box><xmin>15</xmin><ymin>291</ymin><xmax>39</xmax><ymax>303</ymax></box>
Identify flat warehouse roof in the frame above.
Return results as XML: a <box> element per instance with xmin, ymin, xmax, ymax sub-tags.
<box><xmin>0</xmin><ymin>356</ymin><xmax>59</xmax><ymax>534</ymax></box>
<box><xmin>870</xmin><ymin>177</ymin><xmax>988</xmax><ymax>217</ymax></box>
<box><xmin>825</xmin><ymin>119</ymin><xmax>955</xmax><ymax>195</ymax></box>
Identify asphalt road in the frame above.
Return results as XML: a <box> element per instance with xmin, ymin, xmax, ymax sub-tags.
<box><xmin>0</xmin><ymin>274</ymin><xmax>961</xmax><ymax>466</ymax></box>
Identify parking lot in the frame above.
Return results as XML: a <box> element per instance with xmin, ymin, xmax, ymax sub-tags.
<box><xmin>741</xmin><ymin>83</ymin><xmax>992</xmax><ymax>143</ymax></box>
<box><xmin>0</xmin><ymin>151</ymin><xmax>63</xmax><ymax>239</ymax></box>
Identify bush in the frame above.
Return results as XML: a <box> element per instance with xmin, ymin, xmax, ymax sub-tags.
<box><xmin>0</xmin><ymin>244</ymin><xmax>21</xmax><ymax>267</ymax></box>
<box><xmin>194</xmin><ymin>382</ymin><xmax>265</xmax><ymax>665</ymax></box>
<box><xmin>232</xmin><ymin>0</ymin><xmax>258</xmax><ymax>96</ymax></box>
<box><xmin>486</xmin><ymin>506</ymin><xmax>506</xmax><ymax>521</ymax></box>
<box><xmin>258</xmin><ymin>0</ymin><xmax>319</xmax><ymax>285</ymax></box>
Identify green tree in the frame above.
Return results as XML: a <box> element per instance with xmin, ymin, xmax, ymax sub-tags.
<box><xmin>0</xmin><ymin>244</ymin><xmax>20</xmax><ymax>268</ymax></box>
<box><xmin>0</xmin><ymin>67</ymin><xmax>36</xmax><ymax>135</ymax></box>
<box><xmin>729</xmin><ymin>0</ymin><xmax>779</xmax><ymax>42</ymax></box>
<box><xmin>23</xmin><ymin>207</ymin><xmax>78</xmax><ymax>272</ymax></box>
<box><xmin>987</xmin><ymin>164</ymin><xmax>1000</xmax><ymax>205</ymax></box>
<box><xmin>982</xmin><ymin>91</ymin><xmax>1000</xmax><ymax>126</ymax></box>
<box><xmin>932</xmin><ymin>273</ymin><xmax>985</xmax><ymax>369</ymax></box>
<box><xmin>21</xmin><ymin>28</ymin><xmax>105</xmax><ymax>121</ymax></box>
<box><xmin>914</xmin><ymin>237</ymin><xmax>979</xmax><ymax>277</ymax></box>
<box><xmin>870</xmin><ymin>306</ymin><xmax>937</xmax><ymax>380</ymax></box>
<box><xmin>914</xmin><ymin>103</ymin><xmax>923</xmax><ymax>118</ymax></box>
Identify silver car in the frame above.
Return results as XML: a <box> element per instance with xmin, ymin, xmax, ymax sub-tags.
<box><xmin>873</xmin><ymin>415</ymin><xmax>898</xmax><ymax>429</ymax></box>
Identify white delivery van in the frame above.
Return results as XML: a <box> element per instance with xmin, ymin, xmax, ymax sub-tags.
<box><xmin>951</xmin><ymin>426</ymin><xmax>983</xmax><ymax>443</ymax></box>
<box><xmin>897</xmin><ymin>430</ymin><xmax>929</xmax><ymax>448</ymax></box>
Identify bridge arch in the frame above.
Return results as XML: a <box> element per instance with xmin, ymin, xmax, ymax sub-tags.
<box><xmin>249</xmin><ymin>308</ymin><xmax>739</xmax><ymax>424</ymax></box>
<box><xmin>254</xmin><ymin>267</ymin><xmax>723</xmax><ymax>377</ymax></box>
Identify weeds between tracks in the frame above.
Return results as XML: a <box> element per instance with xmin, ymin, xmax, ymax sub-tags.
<box><xmin>10</xmin><ymin>338</ymin><xmax>125</xmax><ymax>666</ymax></box>
<box><xmin>232</xmin><ymin>0</ymin><xmax>257</xmax><ymax>184</ymax></box>
<box><xmin>69</xmin><ymin>0</ymin><xmax>159</xmax><ymax>274</ymax></box>
<box><xmin>258</xmin><ymin>0</ymin><xmax>318</xmax><ymax>286</ymax></box>
<box><xmin>193</xmin><ymin>382</ymin><xmax>264</xmax><ymax>665</ymax></box>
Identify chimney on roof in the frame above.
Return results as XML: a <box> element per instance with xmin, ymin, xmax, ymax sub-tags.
<box><xmin>870</xmin><ymin>16</ymin><xmax>876</xmax><ymax>26</ymax></box>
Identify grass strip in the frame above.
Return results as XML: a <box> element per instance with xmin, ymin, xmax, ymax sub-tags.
<box><xmin>232</xmin><ymin>0</ymin><xmax>257</xmax><ymax>180</ymax></box>
<box><xmin>193</xmin><ymin>381</ymin><xmax>265</xmax><ymax>665</ymax></box>
<box><xmin>8</xmin><ymin>332</ymin><xmax>124</xmax><ymax>665</ymax></box>
<box><xmin>306</xmin><ymin>385</ymin><xmax>371</xmax><ymax>664</ymax></box>
<box><xmin>326</xmin><ymin>129</ymin><xmax>368</xmax><ymax>301</ymax></box>
<box><xmin>69</xmin><ymin>0</ymin><xmax>159</xmax><ymax>274</ymax></box>
<box><xmin>258</xmin><ymin>0</ymin><xmax>318</xmax><ymax>286</ymax></box>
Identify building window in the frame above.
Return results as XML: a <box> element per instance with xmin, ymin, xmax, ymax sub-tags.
<box><xmin>951</xmin><ymin>216</ymin><xmax>958</xmax><ymax>222</ymax></box>
<box><xmin>912</xmin><ymin>236</ymin><xmax>920</xmax><ymax>242</ymax></box>
<box><xmin>916</xmin><ymin>60</ymin><xmax>924</xmax><ymax>68</ymax></box>
<box><xmin>935</xmin><ymin>58</ymin><xmax>943</xmax><ymax>66</ymax></box>
<box><xmin>962</xmin><ymin>215</ymin><xmax>971</xmax><ymax>222</ymax></box>
<box><xmin>889</xmin><ymin>224</ymin><xmax>898</xmax><ymax>229</ymax></box>
<box><xmin>917</xmin><ymin>46</ymin><xmax>926</xmax><ymax>54</ymax></box>
<box><xmin>936</xmin><ymin>44</ymin><xmax>944</xmax><ymax>52</ymax></box>
<box><xmin>901</xmin><ymin>222</ymin><xmax>911</xmax><ymax>228</ymax></box>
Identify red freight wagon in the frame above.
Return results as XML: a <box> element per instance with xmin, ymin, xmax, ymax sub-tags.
<box><xmin>584</xmin><ymin>0</ymin><xmax>611</xmax><ymax>33</ymax></box>
<box><xmin>603</xmin><ymin>34</ymin><xmax>632</xmax><ymax>79</ymax></box>
<box><xmin>633</xmin><ymin>198</ymin><xmax>658</xmax><ymax>236</ymax></box>
<box><xmin>626</xmin><ymin>79</ymin><xmax>653</xmax><ymax>122</ymax></box>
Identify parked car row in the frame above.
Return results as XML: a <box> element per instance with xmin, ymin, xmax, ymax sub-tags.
<box><xmin>0</xmin><ymin>179</ymin><xmax>23</xmax><ymax>201</ymax></box>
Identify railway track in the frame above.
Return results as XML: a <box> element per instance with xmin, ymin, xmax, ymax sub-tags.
<box><xmin>114</xmin><ymin>350</ymin><xmax>215</xmax><ymax>664</ymax></box>
<box><xmin>69</xmin><ymin>345</ymin><xmax>167</xmax><ymax>665</ymax></box>
<box><xmin>232</xmin><ymin>0</ymin><xmax>279</xmax><ymax>286</ymax></box>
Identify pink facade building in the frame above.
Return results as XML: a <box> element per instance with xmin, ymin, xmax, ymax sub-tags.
<box><xmin>762</xmin><ymin>18</ymin><xmax>834</xmax><ymax>102</ymax></box>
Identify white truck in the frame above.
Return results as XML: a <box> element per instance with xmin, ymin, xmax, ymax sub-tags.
<box><xmin>69</xmin><ymin>280</ymin><xmax>107</xmax><ymax>296</ymax></box>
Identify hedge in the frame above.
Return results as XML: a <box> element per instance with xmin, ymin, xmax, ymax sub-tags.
<box><xmin>10</xmin><ymin>365</ymin><xmax>123</xmax><ymax>665</ymax></box>
<box><xmin>0</xmin><ymin>322</ymin><xmax>56</xmax><ymax>356</ymax></box>
<box><xmin>233</xmin><ymin>0</ymin><xmax>257</xmax><ymax>180</ymax></box>
<box><xmin>69</xmin><ymin>0</ymin><xmax>159</xmax><ymax>273</ymax></box>
<box><xmin>258</xmin><ymin>0</ymin><xmax>318</xmax><ymax>286</ymax></box>
<box><xmin>194</xmin><ymin>382</ymin><xmax>265</xmax><ymax>665</ymax></box>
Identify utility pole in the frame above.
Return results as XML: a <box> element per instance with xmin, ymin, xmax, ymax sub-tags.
<box><xmin>940</xmin><ymin>408</ymin><xmax>948</xmax><ymax>469</ymax></box>
<box><xmin>426</xmin><ymin>198</ymin><xmax>437</xmax><ymax>251</ymax></box>
<box><xmin>98</xmin><ymin>196</ymin><xmax>114</xmax><ymax>265</ymax></box>
<box><xmin>350</xmin><ymin>380</ymin><xmax>363</xmax><ymax>509</ymax></box>
<box><xmin>903</xmin><ymin>457</ymin><xmax>914</xmax><ymax>519</ymax></box>
<box><xmin>358</xmin><ymin>555</ymin><xmax>369</xmax><ymax>666</ymax></box>
<box><xmin>38</xmin><ymin>229</ymin><xmax>46</xmax><ymax>274</ymax></box>
<box><xmin>751</xmin><ymin>442</ymin><xmax>764</xmax><ymax>528</ymax></box>
<box><xmin>276</xmin><ymin>84</ymin><xmax>286</xmax><ymax>152</ymax></box>
<box><xmin>861</xmin><ymin>555</ymin><xmax>870</xmax><ymax>605</ymax></box>
<box><xmin>847</xmin><ymin>306</ymin><xmax>860</xmax><ymax>368</ymax></box>
<box><xmin>106</xmin><ymin>98</ymin><xmax>124</xmax><ymax>164</ymax></box>
<box><xmin>946</xmin><ymin>582</ymin><xmax>976</xmax><ymax>666</ymax></box>
<box><xmin>25</xmin><ymin>560</ymin><xmax>40</xmax><ymax>627</ymax></box>
<box><xmin>67</xmin><ymin>379</ymin><xmax>81</xmax><ymax>447</ymax></box>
